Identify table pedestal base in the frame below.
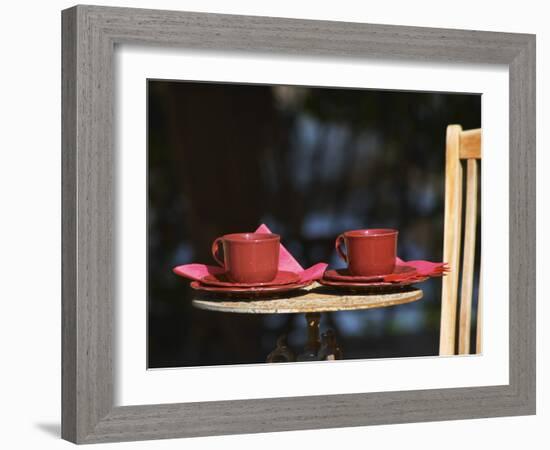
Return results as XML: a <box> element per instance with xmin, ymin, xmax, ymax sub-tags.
<box><xmin>267</xmin><ymin>312</ymin><xmax>343</xmax><ymax>363</ymax></box>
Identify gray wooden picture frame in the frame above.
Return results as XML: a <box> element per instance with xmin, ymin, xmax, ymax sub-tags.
<box><xmin>61</xmin><ymin>4</ymin><xmax>536</xmax><ymax>444</ymax></box>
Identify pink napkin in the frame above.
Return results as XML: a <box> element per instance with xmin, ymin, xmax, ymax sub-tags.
<box><xmin>395</xmin><ymin>257</ymin><xmax>449</xmax><ymax>277</ymax></box>
<box><xmin>172</xmin><ymin>224</ymin><xmax>328</xmax><ymax>283</ymax></box>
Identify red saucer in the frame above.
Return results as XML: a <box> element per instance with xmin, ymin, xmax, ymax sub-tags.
<box><xmin>323</xmin><ymin>265</ymin><xmax>416</xmax><ymax>282</ymax></box>
<box><xmin>318</xmin><ymin>276</ymin><xmax>428</xmax><ymax>290</ymax></box>
<box><xmin>190</xmin><ymin>280</ymin><xmax>313</xmax><ymax>296</ymax></box>
<box><xmin>200</xmin><ymin>270</ymin><xmax>300</xmax><ymax>288</ymax></box>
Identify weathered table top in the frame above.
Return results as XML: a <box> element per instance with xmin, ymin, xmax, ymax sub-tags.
<box><xmin>191</xmin><ymin>283</ymin><xmax>423</xmax><ymax>314</ymax></box>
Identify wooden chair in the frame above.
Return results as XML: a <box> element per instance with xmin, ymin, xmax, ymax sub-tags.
<box><xmin>439</xmin><ymin>125</ymin><xmax>482</xmax><ymax>356</ymax></box>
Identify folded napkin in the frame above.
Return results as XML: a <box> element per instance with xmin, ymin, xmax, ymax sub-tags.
<box><xmin>395</xmin><ymin>257</ymin><xmax>449</xmax><ymax>276</ymax></box>
<box><xmin>172</xmin><ymin>224</ymin><xmax>328</xmax><ymax>283</ymax></box>
<box><xmin>376</xmin><ymin>257</ymin><xmax>449</xmax><ymax>282</ymax></box>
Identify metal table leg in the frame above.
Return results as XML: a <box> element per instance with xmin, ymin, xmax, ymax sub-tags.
<box><xmin>297</xmin><ymin>312</ymin><xmax>322</xmax><ymax>361</ymax></box>
<box><xmin>267</xmin><ymin>312</ymin><xmax>342</xmax><ymax>362</ymax></box>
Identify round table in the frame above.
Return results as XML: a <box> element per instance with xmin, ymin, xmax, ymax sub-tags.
<box><xmin>192</xmin><ymin>283</ymin><xmax>423</xmax><ymax>362</ymax></box>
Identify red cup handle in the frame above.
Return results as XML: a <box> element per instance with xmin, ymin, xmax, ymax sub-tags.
<box><xmin>211</xmin><ymin>238</ymin><xmax>225</xmax><ymax>268</ymax></box>
<box><xmin>335</xmin><ymin>234</ymin><xmax>348</xmax><ymax>263</ymax></box>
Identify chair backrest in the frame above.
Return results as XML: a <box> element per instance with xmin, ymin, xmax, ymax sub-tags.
<box><xmin>439</xmin><ymin>125</ymin><xmax>482</xmax><ymax>356</ymax></box>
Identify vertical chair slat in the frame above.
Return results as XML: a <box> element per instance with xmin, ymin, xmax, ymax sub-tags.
<box><xmin>458</xmin><ymin>159</ymin><xmax>478</xmax><ymax>354</ymax></box>
<box><xmin>476</xmin><ymin>267</ymin><xmax>483</xmax><ymax>354</ymax></box>
<box><xmin>439</xmin><ymin>125</ymin><xmax>463</xmax><ymax>355</ymax></box>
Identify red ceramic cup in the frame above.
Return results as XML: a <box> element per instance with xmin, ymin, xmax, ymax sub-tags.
<box><xmin>335</xmin><ymin>229</ymin><xmax>398</xmax><ymax>276</ymax></box>
<box><xmin>211</xmin><ymin>233</ymin><xmax>280</xmax><ymax>283</ymax></box>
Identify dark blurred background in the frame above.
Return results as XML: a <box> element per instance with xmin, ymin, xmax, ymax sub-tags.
<box><xmin>147</xmin><ymin>80</ymin><xmax>481</xmax><ymax>368</ymax></box>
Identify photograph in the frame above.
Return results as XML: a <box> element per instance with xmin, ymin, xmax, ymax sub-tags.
<box><xmin>148</xmin><ymin>80</ymin><xmax>482</xmax><ymax>368</ymax></box>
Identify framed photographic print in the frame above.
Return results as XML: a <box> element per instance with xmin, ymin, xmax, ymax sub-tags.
<box><xmin>62</xmin><ymin>4</ymin><xmax>536</xmax><ymax>444</ymax></box>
